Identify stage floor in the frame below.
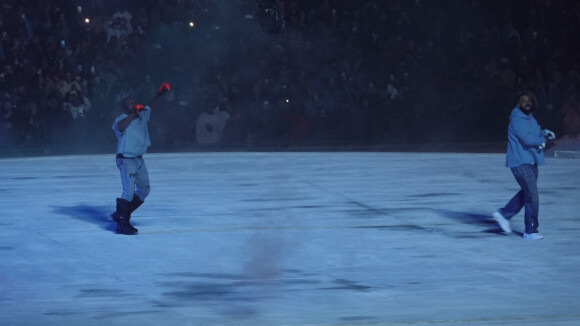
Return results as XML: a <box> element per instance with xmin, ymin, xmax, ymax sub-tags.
<box><xmin>1</xmin><ymin>152</ymin><xmax>579</xmax><ymax>325</ymax></box>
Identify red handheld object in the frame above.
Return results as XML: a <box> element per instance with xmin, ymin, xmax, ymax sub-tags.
<box><xmin>157</xmin><ymin>82</ymin><xmax>170</xmax><ymax>95</ymax></box>
<box><xmin>134</xmin><ymin>104</ymin><xmax>145</xmax><ymax>114</ymax></box>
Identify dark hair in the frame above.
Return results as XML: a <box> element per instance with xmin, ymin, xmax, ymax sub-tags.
<box><xmin>121</xmin><ymin>96</ymin><xmax>133</xmax><ymax>108</ymax></box>
<box><xmin>516</xmin><ymin>90</ymin><xmax>538</xmax><ymax>109</ymax></box>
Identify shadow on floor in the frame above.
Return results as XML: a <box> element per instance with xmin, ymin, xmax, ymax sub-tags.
<box><xmin>433</xmin><ymin>209</ymin><xmax>513</xmax><ymax>235</ymax></box>
<box><xmin>53</xmin><ymin>205</ymin><xmax>117</xmax><ymax>232</ymax></box>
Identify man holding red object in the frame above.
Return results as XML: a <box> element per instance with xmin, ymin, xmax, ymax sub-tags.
<box><xmin>111</xmin><ymin>82</ymin><xmax>170</xmax><ymax>235</ymax></box>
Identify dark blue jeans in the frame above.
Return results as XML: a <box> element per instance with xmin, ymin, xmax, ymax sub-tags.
<box><xmin>499</xmin><ymin>164</ymin><xmax>540</xmax><ymax>234</ymax></box>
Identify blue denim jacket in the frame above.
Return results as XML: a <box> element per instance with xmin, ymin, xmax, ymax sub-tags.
<box><xmin>505</xmin><ymin>107</ymin><xmax>545</xmax><ymax>168</ymax></box>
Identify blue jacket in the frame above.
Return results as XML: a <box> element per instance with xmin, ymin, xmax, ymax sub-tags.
<box><xmin>505</xmin><ymin>107</ymin><xmax>545</xmax><ymax>167</ymax></box>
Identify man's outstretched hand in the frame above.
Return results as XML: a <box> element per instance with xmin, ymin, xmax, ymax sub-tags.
<box><xmin>157</xmin><ymin>82</ymin><xmax>171</xmax><ymax>96</ymax></box>
<box><xmin>148</xmin><ymin>82</ymin><xmax>171</xmax><ymax>109</ymax></box>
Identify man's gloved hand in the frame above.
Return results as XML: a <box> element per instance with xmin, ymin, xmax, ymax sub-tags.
<box><xmin>544</xmin><ymin>129</ymin><xmax>556</xmax><ymax>140</ymax></box>
<box><xmin>134</xmin><ymin>104</ymin><xmax>145</xmax><ymax>114</ymax></box>
<box><xmin>536</xmin><ymin>142</ymin><xmax>546</xmax><ymax>153</ymax></box>
<box><xmin>157</xmin><ymin>82</ymin><xmax>171</xmax><ymax>96</ymax></box>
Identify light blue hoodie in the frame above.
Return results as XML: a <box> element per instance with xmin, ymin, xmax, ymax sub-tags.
<box><xmin>113</xmin><ymin>106</ymin><xmax>151</xmax><ymax>157</ymax></box>
<box><xmin>505</xmin><ymin>107</ymin><xmax>545</xmax><ymax>168</ymax></box>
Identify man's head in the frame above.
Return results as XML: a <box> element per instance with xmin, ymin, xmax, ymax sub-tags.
<box><xmin>121</xmin><ymin>96</ymin><xmax>136</xmax><ymax>114</ymax></box>
<box><xmin>516</xmin><ymin>90</ymin><xmax>537</xmax><ymax>114</ymax></box>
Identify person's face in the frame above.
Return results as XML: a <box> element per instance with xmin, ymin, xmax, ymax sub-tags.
<box><xmin>517</xmin><ymin>94</ymin><xmax>533</xmax><ymax>113</ymax></box>
<box><xmin>122</xmin><ymin>97</ymin><xmax>136</xmax><ymax>114</ymax></box>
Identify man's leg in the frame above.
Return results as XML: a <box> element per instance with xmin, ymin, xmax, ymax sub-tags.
<box><xmin>111</xmin><ymin>157</ymin><xmax>136</xmax><ymax>221</ymax></box>
<box><xmin>494</xmin><ymin>187</ymin><xmax>524</xmax><ymax>234</ymax></box>
<box><xmin>133</xmin><ymin>158</ymin><xmax>150</xmax><ymax>205</ymax></box>
<box><xmin>117</xmin><ymin>157</ymin><xmax>138</xmax><ymax>201</ymax></box>
<box><xmin>128</xmin><ymin>158</ymin><xmax>149</xmax><ymax>216</ymax></box>
<box><xmin>499</xmin><ymin>190</ymin><xmax>524</xmax><ymax>220</ymax></box>
<box><xmin>119</xmin><ymin>158</ymin><xmax>150</xmax><ymax>232</ymax></box>
<box><xmin>113</xmin><ymin>157</ymin><xmax>139</xmax><ymax>234</ymax></box>
<box><xmin>116</xmin><ymin>198</ymin><xmax>138</xmax><ymax>235</ymax></box>
<box><xmin>496</xmin><ymin>170</ymin><xmax>525</xmax><ymax>233</ymax></box>
<box><xmin>513</xmin><ymin>164</ymin><xmax>540</xmax><ymax>234</ymax></box>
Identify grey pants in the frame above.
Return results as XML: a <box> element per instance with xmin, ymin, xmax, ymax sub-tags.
<box><xmin>116</xmin><ymin>156</ymin><xmax>150</xmax><ymax>201</ymax></box>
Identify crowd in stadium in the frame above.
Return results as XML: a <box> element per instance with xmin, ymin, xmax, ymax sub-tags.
<box><xmin>1</xmin><ymin>0</ymin><xmax>579</xmax><ymax>155</ymax></box>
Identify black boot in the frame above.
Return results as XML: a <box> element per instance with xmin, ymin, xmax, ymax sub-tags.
<box><xmin>129</xmin><ymin>195</ymin><xmax>144</xmax><ymax>212</ymax></box>
<box><xmin>111</xmin><ymin>195</ymin><xmax>144</xmax><ymax>222</ymax></box>
<box><xmin>110</xmin><ymin>210</ymin><xmax>120</xmax><ymax>222</ymax></box>
<box><xmin>115</xmin><ymin>198</ymin><xmax>138</xmax><ymax>235</ymax></box>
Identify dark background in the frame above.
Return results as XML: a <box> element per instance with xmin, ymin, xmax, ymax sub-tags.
<box><xmin>1</xmin><ymin>0</ymin><xmax>579</xmax><ymax>156</ymax></box>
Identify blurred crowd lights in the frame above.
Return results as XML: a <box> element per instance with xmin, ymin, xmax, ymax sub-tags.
<box><xmin>76</xmin><ymin>5</ymin><xmax>193</xmax><ymax>29</ymax></box>
<box><xmin>77</xmin><ymin>6</ymin><xmax>90</xmax><ymax>24</ymax></box>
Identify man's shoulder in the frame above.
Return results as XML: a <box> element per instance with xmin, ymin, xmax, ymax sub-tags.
<box><xmin>114</xmin><ymin>113</ymin><xmax>128</xmax><ymax>122</ymax></box>
<box><xmin>113</xmin><ymin>114</ymin><xmax>129</xmax><ymax>129</ymax></box>
<box><xmin>509</xmin><ymin>108</ymin><xmax>530</xmax><ymax>121</ymax></box>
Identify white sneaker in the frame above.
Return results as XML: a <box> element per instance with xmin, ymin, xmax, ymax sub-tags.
<box><xmin>523</xmin><ymin>233</ymin><xmax>544</xmax><ymax>240</ymax></box>
<box><xmin>493</xmin><ymin>211</ymin><xmax>512</xmax><ymax>234</ymax></box>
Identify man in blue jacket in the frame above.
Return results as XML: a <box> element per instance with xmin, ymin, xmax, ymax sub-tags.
<box><xmin>493</xmin><ymin>90</ymin><xmax>556</xmax><ymax>240</ymax></box>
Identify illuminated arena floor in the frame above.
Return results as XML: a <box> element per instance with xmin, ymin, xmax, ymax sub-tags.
<box><xmin>1</xmin><ymin>152</ymin><xmax>579</xmax><ymax>326</ymax></box>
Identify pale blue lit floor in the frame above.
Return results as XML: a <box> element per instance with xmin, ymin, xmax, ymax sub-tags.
<box><xmin>1</xmin><ymin>152</ymin><xmax>579</xmax><ymax>326</ymax></box>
